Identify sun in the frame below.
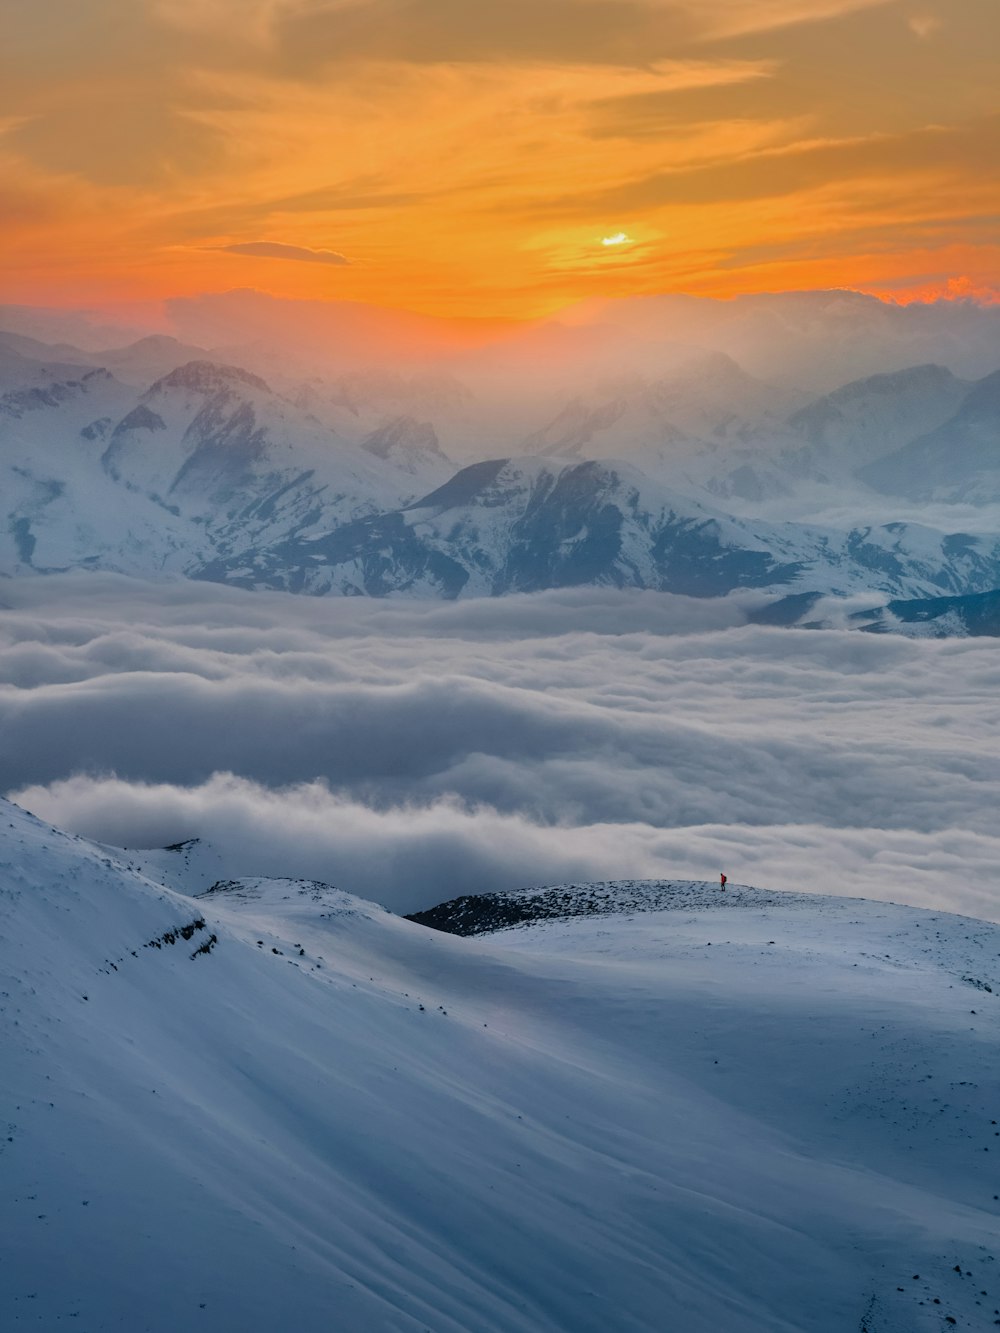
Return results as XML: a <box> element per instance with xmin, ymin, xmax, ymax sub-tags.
<box><xmin>600</xmin><ymin>232</ymin><xmax>633</xmax><ymax>247</ymax></box>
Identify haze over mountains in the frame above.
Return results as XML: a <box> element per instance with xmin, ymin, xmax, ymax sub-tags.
<box><xmin>2</xmin><ymin>290</ymin><xmax>999</xmax><ymax>616</ymax></box>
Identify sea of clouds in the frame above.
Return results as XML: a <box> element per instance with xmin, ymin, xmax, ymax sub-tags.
<box><xmin>2</xmin><ymin>573</ymin><xmax>998</xmax><ymax>920</ymax></box>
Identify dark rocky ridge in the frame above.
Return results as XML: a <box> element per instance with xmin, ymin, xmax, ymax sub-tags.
<box><xmin>853</xmin><ymin>587</ymin><xmax>1000</xmax><ymax>637</ymax></box>
<box><xmin>406</xmin><ymin>878</ymin><xmax>793</xmax><ymax>936</ymax></box>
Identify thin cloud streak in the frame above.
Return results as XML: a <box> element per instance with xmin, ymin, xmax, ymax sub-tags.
<box><xmin>217</xmin><ymin>241</ymin><xmax>350</xmax><ymax>264</ymax></box>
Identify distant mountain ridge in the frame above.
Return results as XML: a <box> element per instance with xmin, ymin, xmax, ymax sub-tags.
<box><xmin>2</xmin><ymin>332</ymin><xmax>998</xmax><ymax>601</ymax></box>
<box><xmin>521</xmin><ymin>356</ymin><xmax>995</xmax><ymax>505</ymax></box>
<box><xmin>183</xmin><ymin>453</ymin><xmax>1000</xmax><ymax>600</ymax></box>
<box><xmin>407</xmin><ymin>878</ymin><xmax>791</xmax><ymax>935</ymax></box>
<box><xmin>860</xmin><ymin>369</ymin><xmax>1000</xmax><ymax>502</ymax></box>
<box><xmin>851</xmin><ymin>587</ymin><xmax>1000</xmax><ymax>638</ymax></box>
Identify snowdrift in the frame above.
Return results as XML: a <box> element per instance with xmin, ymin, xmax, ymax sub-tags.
<box><xmin>2</xmin><ymin>797</ymin><xmax>999</xmax><ymax>1331</ymax></box>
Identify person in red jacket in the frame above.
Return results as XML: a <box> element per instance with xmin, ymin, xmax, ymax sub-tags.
<box><xmin>720</xmin><ymin>873</ymin><xmax>727</xmax><ymax>890</ymax></box>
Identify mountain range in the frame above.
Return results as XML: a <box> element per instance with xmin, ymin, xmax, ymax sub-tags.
<box><xmin>2</xmin><ymin>327</ymin><xmax>998</xmax><ymax>606</ymax></box>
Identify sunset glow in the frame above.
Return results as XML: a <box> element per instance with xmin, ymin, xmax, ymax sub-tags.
<box><xmin>1</xmin><ymin>0</ymin><xmax>997</xmax><ymax>319</ymax></box>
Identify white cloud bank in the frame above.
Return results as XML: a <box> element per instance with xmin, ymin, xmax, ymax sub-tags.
<box><xmin>3</xmin><ymin>573</ymin><xmax>999</xmax><ymax>919</ymax></box>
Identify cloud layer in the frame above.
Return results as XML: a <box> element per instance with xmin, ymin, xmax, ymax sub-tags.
<box><xmin>3</xmin><ymin>0</ymin><xmax>997</xmax><ymax>314</ymax></box>
<box><xmin>218</xmin><ymin>241</ymin><xmax>349</xmax><ymax>264</ymax></box>
<box><xmin>3</xmin><ymin>574</ymin><xmax>999</xmax><ymax>919</ymax></box>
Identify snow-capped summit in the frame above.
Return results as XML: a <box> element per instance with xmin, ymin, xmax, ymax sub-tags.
<box><xmin>86</xmin><ymin>334</ymin><xmax>218</xmax><ymax>386</ymax></box>
<box><xmin>147</xmin><ymin>358</ymin><xmax>273</xmax><ymax>398</ymax></box>
<box><xmin>360</xmin><ymin>414</ymin><xmax>451</xmax><ymax>475</ymax></box>
<box><xmin>0</xmin><ymin>345</ymin><xmax>460</xmax><ymax>578</ymax></box>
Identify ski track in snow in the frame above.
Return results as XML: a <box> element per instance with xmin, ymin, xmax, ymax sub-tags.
<box><xmin>2</xmin><ymin>796</ymin><xmax>1000</xmax><ymax>1331</ymax></box>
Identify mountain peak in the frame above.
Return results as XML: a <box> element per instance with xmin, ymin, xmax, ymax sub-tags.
<box><xmin>665</xmin><ymin>348</ymin><xmax>752</xmax><ymax>383</ymax></box>
<box><xmin>105</xmin><ymin>334</ymin><xmax>189</xmax><ymax>354</ymax></box>
<box><xmin>827</xmin><ymin>363</ymin><xmax>959</xmax><ymax>405</ymax></box>
<box><xmin>148</xmin><ymin>360</ymin><xmax>272</xmax><ymax>397</ymax></box>
<box><xmin>361</xmin><ymin>415</ymin><xmax>446</xmax><ymax>463</ymax></box>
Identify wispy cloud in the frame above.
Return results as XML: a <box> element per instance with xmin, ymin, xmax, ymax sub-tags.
<box><xmin>692</xmin><ymin>0</ymin><xmax>895</xmax><ymax>40</ymax></box>
<box><xmin>543</xmin><ymin>115</ymin><xmax>1000</xmax><ymax>213</ymax></box>
<box><xmin>265</xmin><ymin>0</ymin><xmax>899</xmax><ymax>69</ymax></box>
<box><xmin>908</xmin><ymin>13</ymin><xmax>943</xmax><ymax>39</ymax></box>
<box><xmin>1</xmin><ymin>0</ymin><xmax>996</xmax><ymax>315</ymax></box>
<box><xmin>217</xmin><ymin>240</ymin><xmax>350</xmax><ymax>264</ymax></box>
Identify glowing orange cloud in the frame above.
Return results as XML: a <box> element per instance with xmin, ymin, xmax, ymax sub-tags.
<box><xmin>0</xmin><ymin>0</ymin><xmax>996</xmax><ymax>319</ymax></box>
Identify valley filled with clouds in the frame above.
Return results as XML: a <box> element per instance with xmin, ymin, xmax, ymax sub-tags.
<box><xmin>4</xmin><ymin>573</ymin><xmax>997</xmax><ymax>919</ymax></box>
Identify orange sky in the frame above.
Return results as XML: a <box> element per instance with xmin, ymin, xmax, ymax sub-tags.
<box><xmin>2</xmin><ymin>0</ymin><xmax>998</xmax><ymax>318</ymax></box>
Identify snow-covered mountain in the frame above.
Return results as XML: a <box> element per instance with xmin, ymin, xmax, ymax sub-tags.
<box><xmin>782</xmin><ymin>363</ymin><xmax>970</xmax><ymax>476</ymax></box>
<box><xmin>3</xmin><ymin>328</ymin><xmax>999</xmax><ymax>600</ymax></box>
<box><xmin>0</xmin><ymin>353</ymin><xmax>453</xmax><ymax>578</ymax></box>
<box><xmin>3</xmin><ymin>794</ymin><xmax>999</xmax><ymax>1332</ymax></box>
<box><xmin>510</xmin><ymin>353</ymin><xmax>806</xmax><ymax>505</ymax></box>
<box><xmin>72</xmin><ymin>333</ymin><xmax>218</xmax><ymax>386</ymax></box>
<box><xmin>0</xmin><ymin>333</ymin><xmax>110</xmax><ymax>395</ymax></box>
<box><xmin>6</xmin><ymin>407</ymin><xmax>1000</xmax><ymax>599</ymax></box>
<box><xmin>194</xmin><ymin>455</ymin><xmax>1000</xmax><ymax>599</ymax></box>
<box><xmin>744</xmin><ymin>586</ymin><xmax>1000</xmax><ymax>639</ymax></box>
<box><xmin>522</xmin><ymin>351</ymin><xmax>804</xmax><ymax>459</ymax></box>
<box><xmin>100</xmin><ymin>359</ymin><xmax>453</xmax><ymax>522</ymax></box>
<box><xmin>849</xmin><ymin>588</ymin><xmax>1000</xmax><ymax>638</ymax></box>
<box><xmin>519</xmin><ymin>359</ymin><xmax>996</xmax><ymax>505</ymax></box>
<box><xmin>560</xmin><ymin>288</ymin><xmax>1000</xmax><ymax>388</ymax></box>
<box><xmin>860</xmin><ymin>370</ymin><xmax>1000</xmax><ymax>503</ymax></box>
<box><xmin>0</xmin><ymin>357</ymin><xmax>195</xmax><ymax>576</ymax></box>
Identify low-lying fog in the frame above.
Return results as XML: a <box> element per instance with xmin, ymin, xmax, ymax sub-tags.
<box><xmin>3</xmin><ymin>574</ymin><xmax>997</xmax><ymax>921</ymax></box>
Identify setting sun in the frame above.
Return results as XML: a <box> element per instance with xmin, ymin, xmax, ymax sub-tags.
<box><xmin>1</xmin><ymin>0</ymin><xmax>996</xmax><ymax>318</ymax></box>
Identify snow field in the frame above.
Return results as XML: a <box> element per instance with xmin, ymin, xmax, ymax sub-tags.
<box><xmin>2</xmin><ymin>799</ymin><xmax>999</xmax><ymax>1331</ymax></box>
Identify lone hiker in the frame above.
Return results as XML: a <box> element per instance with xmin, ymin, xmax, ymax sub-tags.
<box><xmin>720</xmin><ymin>873</ymin><xmax>727</xmax><ymax>891</ymax></box>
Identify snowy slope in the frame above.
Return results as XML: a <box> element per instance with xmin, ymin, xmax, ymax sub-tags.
<box><xmin>860</xmin><ymin>371</ymin><xmax>1000</xmax><ymax>503</ymax></box>
<box><xmin>848</xmin><ymin>588</ymin><xmax>1000</xmax><ymax>638</ymax></box>
<box><xmin>0</xmin><ymin>360</ymin><xmax>201</xmax><ymax>576</ymax></box>
<box><xmin>62</xmin><ymin>334</ymin><xmax>220</xmax><ymax>387</ymax></box>
<box><xmin>0</xmin><ymin>357</ymin><xmax>452</xmax><ymax>578</ymax></box>
<box><xmin>517</xmin><ymin>360</ymin><xmax>987</xmax><ymax>506</ymax></box>
<box><xmin>521</xmin><ymin>352</ymin><xmax>803</xmax><ymax>459</ymax></box>
<box><xmin>204</xmin><ymin>455</ymin><xmax>1000</xmax><ymax>600</ymax></box>
<box><xmin>0</xmin><ymin>339</ymin><xmax>106</xmax><ymax>396</ymax></box>
<box><xmin>98</xmin><ymin>360</ymin><xmax>442</xmax><ymax>529</ymax></box>
<box><xmin>783</xmin><ymin>363</ymin><xmax>970</xmax><ymax>477</ymax></box>
<box><xmin>3</xmin><ymin>797</ymin><xmax>1000</xmax><ymax>1332</ymax></box>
